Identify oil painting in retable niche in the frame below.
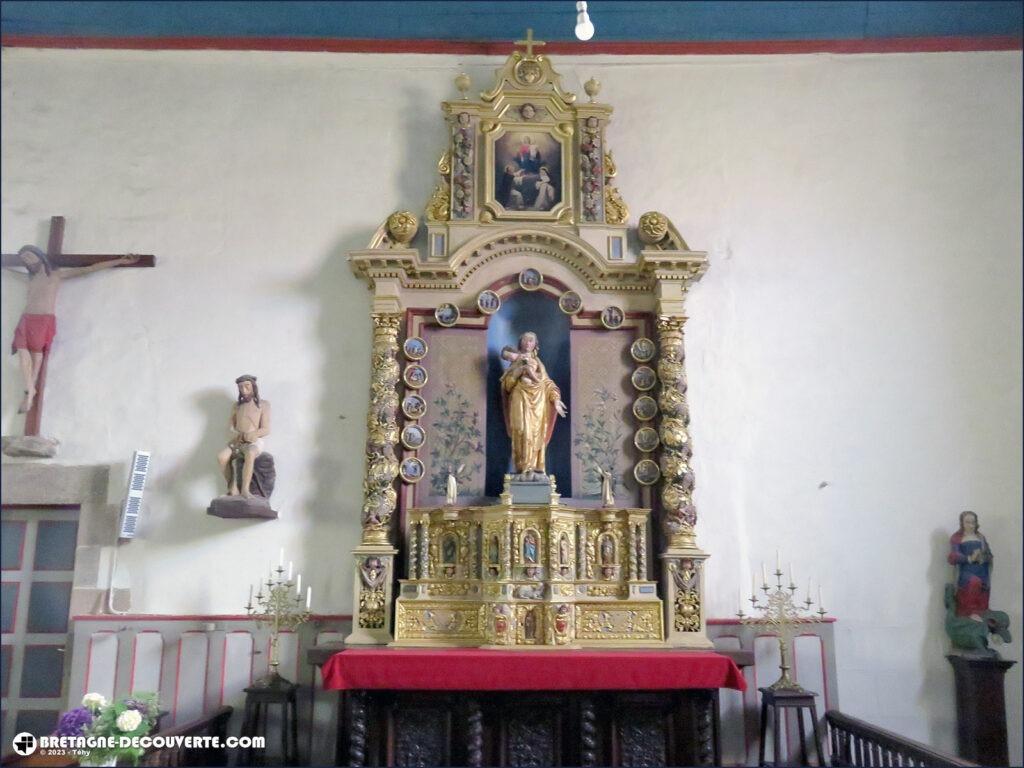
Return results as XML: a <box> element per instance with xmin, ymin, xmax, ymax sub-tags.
<box><xmin>493</xmin><ymin>130</ymin><xmax>562</xmax><ymax>212</ymax></box>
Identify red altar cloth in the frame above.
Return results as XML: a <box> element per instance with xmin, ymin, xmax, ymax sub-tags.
<box><xmin>321</xmin><ymin>649</ymin><xmax>746</xmax><ymax>692</ymax></box>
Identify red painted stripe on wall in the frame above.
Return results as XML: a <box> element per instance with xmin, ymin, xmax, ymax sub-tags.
<box><xmin>2</xmin><ymin>34</ymin><xmax>1021</xmax><ymax>55</ymax></box>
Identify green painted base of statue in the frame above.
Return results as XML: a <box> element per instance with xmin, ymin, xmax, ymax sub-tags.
<box><xmin>945</xmin><ymin>583</ymin><xmax>1011</xmax><ymax>657</ymax></box>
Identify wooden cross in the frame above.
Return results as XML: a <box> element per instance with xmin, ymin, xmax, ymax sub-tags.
<box><xmin>1</xmin><ymin>215</ymin><xmax>154</xmax><ymax>436</ymax></box>
<box><xmin>515</xmin><ymin>28</ymin><xmax>546</xmax><ymax>58</ymax></box>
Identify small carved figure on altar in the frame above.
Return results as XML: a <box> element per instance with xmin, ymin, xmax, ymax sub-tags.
<box><xmin>523</xmin><ymin>530</ymin><xmax>539</xmax><ymax>563</ymax></box>
<box><xmin>445</xmin><ymin>463</ymin><xmax>463</xmax><ymax>505</ymax></box>
<box><xmin>559</xmin><ymin>534</ymin><xmax>570</xmax><ymax>565</ymax></box>
<box><xmin>489</xmin><ymin>535</ymin><xmax>500</xmax><ymax>564</ymax></box>
<box><xmin>597</xmin><ymin>465</ymin><xmax>615</xmax><ymax>507</ymax></box>
<box><xmin>442</xmin><ymin>534</ymin><xmax>458</xmax><ymax>565</ymax></box>
<box><xmin>500</xmin><ymin>331</ymin><xmax>566</xmax><ymax>477</ymax></box>
<box><xmin>599</xmin><ymin>534</ymin><xmax>618</xmax><ymax>579</ymax></box>
<box><xmin>8</xmin><ymin>245</ymin><xmax>139</xmax><ymax>413</ymax></box>
<box><xmin>601</xmin><ymin>535</ymin><xmax>615</xmax><ymax>566</ymax></box>
<box><xmin>523</xmin><ymin>608</ymin><xmax>538</xmax><ymax>640</ymax></box>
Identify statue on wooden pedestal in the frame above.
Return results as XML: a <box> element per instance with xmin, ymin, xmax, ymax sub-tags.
<box><xmin>500</xmin><ymin>331</ymin><xmax>566</xmax><ymax>478</ymax></box>
<box><xmin>945</xmin><ymin>511</ymin><xmax>1012</xmax><ymax>656</ymax></box>
<box><xmin>208</xmin><ymin>375</ymin><xmax>277</xmax><ymax>519</ymax></box>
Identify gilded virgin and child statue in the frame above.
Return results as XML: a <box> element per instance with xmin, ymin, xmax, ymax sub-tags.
<box><xmin>500</xmin><ymin>331</ymin><xmax>566</xmax><ymax>477</ymax></box>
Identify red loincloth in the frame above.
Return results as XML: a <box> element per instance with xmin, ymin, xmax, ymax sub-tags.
<box><xmin>11</xmin><ymin>313</ymin><xmax>57</xmax><ymax>355</ymax></box>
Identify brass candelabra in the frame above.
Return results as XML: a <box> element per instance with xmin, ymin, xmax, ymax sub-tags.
<box><xmin>246</xmin><ymin>563</ymin><xmax>311</xmax><ymax>687</ymax></box>
<box><xmin>738</xmin><ymin>564</ymin><xmax>827</xmax><ymax>692</ymax></box>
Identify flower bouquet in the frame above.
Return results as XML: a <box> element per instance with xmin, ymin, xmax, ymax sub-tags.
<box><xmin>55</xmin><ymin>692</ymin><xmax>160</xmax><ymax>766</ymax></box>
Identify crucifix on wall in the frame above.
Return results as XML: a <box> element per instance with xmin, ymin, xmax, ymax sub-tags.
<box><xmin>1</xmin><ymin>215</ymin><xmax>154</xmax><ymax>450</ymax></box>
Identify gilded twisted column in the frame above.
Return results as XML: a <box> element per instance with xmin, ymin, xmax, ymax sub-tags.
<box><xmin>347</xmin><ymin>313</ymin><xmax>402</xmax><ymax>645</ymax></box>
<box><xmin>656</xmin><ymin>316</ymin><xmax>698</xmax><ymax>548</ymax></box>
<box><xmin>656</xmin><ymin>314</ymin><xmax>713</xmax><ymax>648</ymax></box>
<box><xmin>362</xmin><ymin>313</ymin><xmax>402</xmax><ymax>543</ymax></box>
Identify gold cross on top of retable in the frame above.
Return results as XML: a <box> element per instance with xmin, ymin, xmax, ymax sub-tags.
<box><xmin>515</xmin><ymin>29</ymin><xmax>546</xmax><ymax>58</ymax></box>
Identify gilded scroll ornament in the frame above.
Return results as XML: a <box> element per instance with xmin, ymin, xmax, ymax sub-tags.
<box><xmin>603</xmin><ymin>151</ymin><xmax>629</xmax><ymax>225</ymax></box>
<box><xmin>425</xmin><ymin>183</ymin><xmax>451</xmax><ymax>223</ymax></box>
<box><xmin>656</xmin><ymin>316</ymin><xmax>699</xmax><ymax>548</ymax></box>
<box><xmin>361</xmin><ymin>314</ymin><xmax>402</xmax><ymax>544</ymax></box>
<box><xmin>604</xmin><ymin>186</ymin><xmax>628</xmax><ymax>226</ymax></box>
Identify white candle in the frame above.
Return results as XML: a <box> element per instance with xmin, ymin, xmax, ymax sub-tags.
<box><xmin>306</xmin><ymin>586</ymin><xmax>312</xmax><ymax>610</ymax></box>
<box><xmin>818</xmin><ymin>585</ymin><xmax>824</xmax><ymax>607</ymax></box>
<box><xmin>807</xmin><ymin>577</ymin><xmax>812</xmax><ymax>600</ymax></box>
<box><xmin>789</xmin><ymin>562</ymin><xmax>795</xmax><ymax>587</ymax></box>
<box><xmin>287</xmin><ymin>561</ymin><xmax>293</xmax><ymax>580</ymax></box>
<box><xmin>295</xmin><ymin>573</ymin><xmax>301</xmax><ymax>595</ymax></box>
<box><xmin>761</xmin><ymin>562</ymin><xmax>767</xmax><ymax>586</ymax></box>
<box><xmin>248</xmin><ymin>584</ymin><xmax>253</xmax><ymax>605</ymax></box>
<box><xmin>279</xmin><ymin>548</ymin><xmax>284</xmax><ymax>567</ymax></box>
<box><xmin>751</xmin><ymin>572</ymin><xmax>757</xmax><ymax>599</ymax></box>
<box><xmin>775</xmin><ymin>549</ymin><xmax>780</xmax><ymax>573</ymax></box>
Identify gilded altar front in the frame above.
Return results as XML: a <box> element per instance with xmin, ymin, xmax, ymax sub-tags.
<box><xmin>395</xmin><ymin>477</ymin><xmax>662</xmax><ymax>646</ymax></box>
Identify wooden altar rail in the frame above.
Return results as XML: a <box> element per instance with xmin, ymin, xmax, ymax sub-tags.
<box><xmin>826</xmin><ymin>711</ymin><xmax>977</xmax><ymax>768</ymax></box>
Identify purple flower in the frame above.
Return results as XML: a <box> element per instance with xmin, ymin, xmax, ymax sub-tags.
<box><xmin>56</xmin><ymin>707</ymin><xmax>94</xmax><ymax>737</ymax></box>
<box><xmin>123</xmin><ymin>698</ymin><xmax>156</xmax><ymax>719</ymax></box>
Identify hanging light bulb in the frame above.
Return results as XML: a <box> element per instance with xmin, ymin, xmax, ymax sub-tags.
<box><xmin>575</xmin><ymin>1</ymin><xmax>595</xmax><ymax>41</ymax></box>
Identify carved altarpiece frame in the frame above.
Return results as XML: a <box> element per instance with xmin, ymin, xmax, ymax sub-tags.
<box><xmin>346</xmin><ymin>37</ymin><xmax>711</xmax><ymax>649</ymax></box>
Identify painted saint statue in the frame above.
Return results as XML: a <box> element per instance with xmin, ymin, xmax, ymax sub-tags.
<box><xmin>947</xmin><ymin>510</ymin><xmax>993</xmax><ymax>617</ymax></box>
<box><xmin>500</xmin><ymin>331</ymin><xmax>567</xmax><ymax>475</ymax></box>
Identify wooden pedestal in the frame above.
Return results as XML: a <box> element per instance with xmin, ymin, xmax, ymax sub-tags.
<box><xmin>947</xmin><ymin>654</ymin><xmax>1015</xmax><ymax>766</ymax></box>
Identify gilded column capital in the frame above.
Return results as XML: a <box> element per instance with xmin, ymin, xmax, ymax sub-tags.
<box><xmin>371</xmin><ymin>312</ymin><xmax>403</xmax><ymax>331</ymax></box>
<box><xmin>656</xmin><ymin>315</ymin><xmax>687</xmax><ymax>334</ymax></box>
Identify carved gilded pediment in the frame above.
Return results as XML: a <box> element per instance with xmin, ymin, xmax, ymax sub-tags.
<box><xmin>349</xmin><ymin>30</ymin><xmax>708</xmax><ymax>295</ymax></box>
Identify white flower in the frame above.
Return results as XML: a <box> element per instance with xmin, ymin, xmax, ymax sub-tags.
<box><xmin>116</xmin><ymin>709</ymin><xmax>143</xmax><ymax>732</ymax></box>
<box><xmin>82</xmin><ymin>693</ymin><xmax>107</xmax><ymax>711</ymax></box>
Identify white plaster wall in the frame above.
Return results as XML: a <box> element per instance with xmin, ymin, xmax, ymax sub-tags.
<box><xmin>1</xmin><ymin>47</ymin><xmax>1020</xmax><ymax>761</ymax></box>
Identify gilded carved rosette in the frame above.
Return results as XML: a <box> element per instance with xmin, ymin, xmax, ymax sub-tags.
<box><xmin>362</xmin><ymin>314</ymin><xmax>402</xmax><ymax>545</ymax></box>
<box><xmin>656</xmin><ymin>316</ymin><xmax>698</xmax><ymax>549</ymax></box>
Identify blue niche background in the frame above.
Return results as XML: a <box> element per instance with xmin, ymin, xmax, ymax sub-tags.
<box><xmin>485</xmin><ymin>290</ymin><xmax>571</xmax><ymax>497</ymax></box>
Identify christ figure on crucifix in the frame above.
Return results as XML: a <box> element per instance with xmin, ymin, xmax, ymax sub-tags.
<box><xmin>8</xmin><ymin>244</ymin><xmax>138</xmax><ymax>413</ymax></box>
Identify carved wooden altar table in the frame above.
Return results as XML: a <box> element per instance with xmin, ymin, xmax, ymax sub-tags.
<box><xmin>313</xmin><ymin>646</ymin><xmax>748</xmax><ymax>767</ymax></box>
